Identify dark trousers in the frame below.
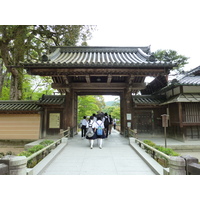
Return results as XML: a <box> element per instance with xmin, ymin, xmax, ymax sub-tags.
<box><xmin>104</xmin><ymin>125</ymin><xmax>109</xmax><ymax>138</ymax></box>
<box><xmin>81</xmin><ymin>125</ymin><xmax>87</xmax><ymax>137</ymax></box>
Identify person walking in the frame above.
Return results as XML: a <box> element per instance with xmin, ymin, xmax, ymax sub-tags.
<box><xmin>86</xmin><ymin>116</ymin><xmax>96</xmax><ymax>149</ymax></box>
<box><xmin>108</xmin><ymin>115</ymin><xmax>113</xmax><ymax>135</ymax></box>
<box><xmin>80</xmin><ymin>116</ymin><xmax>88</xmax><ymax>139</ymax></box>
<box><xmin>103</xmin><ymin>113</ymin><xmax>110</xmax><ymax>138</ymax></box>
<box><xmin>113</xmin><ymin>119</ymin><xmax>117</xmax><ymax>129</ymax></box>
<box><xmin>94</xmin><ymin>116</ymin><xmax>105</xmax><ymax>149</ymax></box>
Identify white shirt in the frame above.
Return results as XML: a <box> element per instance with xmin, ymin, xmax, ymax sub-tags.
<box><xmin>94</xmin><ymin>120</ymin><xmax>104</xmax><ymax>129</ymax></box>
<box><xmin>81</xmin><ymin>119</ymin><xmax>88</xmax><ymax>126</ymax></box>
<box><xmin>87</xmin><ymin>120</ymin><xmax>95</xmax><ymax>128</ymax></box>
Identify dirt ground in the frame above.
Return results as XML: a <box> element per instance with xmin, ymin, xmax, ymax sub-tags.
<box><xmin>0</xmin><ymin>140</ymin><xmax>28</xmax><ymax>156</ymax></box>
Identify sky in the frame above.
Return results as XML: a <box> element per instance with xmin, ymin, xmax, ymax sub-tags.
<box><xmin>2</xmin><ymin>0</ymin><xmax>200</xmax><ymax>102</ymax></box>
<box><xmin>3</xmin><ymin>0</ymin><xmax>199</xmax><ymax>71</ymax></box>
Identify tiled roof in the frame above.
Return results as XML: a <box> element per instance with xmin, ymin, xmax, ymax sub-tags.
<box><xmin>38</xmin><ymin>95</ymin><xmax>65</xmax><ymax>105</ymax></box>
<box><xmin>178</xmin><ymin>76</ymin><xmax>200</xmax><ymax>85</ymax></box>
<box><xmin>0</xmin><ymin>95</ymin><xmax>65</xmax><ymax>112</ymax></box>
<box><xmin>187</xmin><ymin>66</ymin><xmax>200</xmax><ymax>76</ymax></box>
<box><xmin>141</xmin><ymin>75</ymin><xmax>167</xmax><ymax>95</ymax></box>
<box><xmin>161</xmin><ymin>93</ymin><xmax>200</xmax><ymax>105</ymax></box>
<box><xmin>133</xmin><ymin>95</ymin><xmax>166</xmax><ymax>105</ymax></box>
<box><xmin>23</xmin><ymin>46</ymin><xmax>176</xmax><ymax>68</ymax></box>
<box><xmin>0</xmin><ymin>101</ymin><xmax>40</xmax><ymax>112</ymax></box>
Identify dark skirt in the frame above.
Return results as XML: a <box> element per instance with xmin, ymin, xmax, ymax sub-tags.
<box><xmin>86</xmin><ymin>129</ymin><xmax>97</xmax><ymax>140</ymax></box>
<box><xmin>86</xmin><ymin>129</ymin><xmax>106</xmax><ymax>139</ymax></box>
<box><xmin>96</xmin><ymin>129</ymin><xmax>106</xmax><ymax>139</ymax></box>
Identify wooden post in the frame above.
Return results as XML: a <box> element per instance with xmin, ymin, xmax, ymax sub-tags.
<box><xmin>178</xmin><ymin>102</ymin><xmax>183</xmax><ymax>128</ymax></box>
<box><xmin>161</xmin><ymin>114</ymin><xmax>169</xmax><ymax>148</ymax></box>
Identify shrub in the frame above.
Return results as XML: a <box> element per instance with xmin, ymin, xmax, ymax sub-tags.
<box><xmin>39</xmin><ymin>140</ymin><xmax>54</xmax><ymax>147</ymax></box>
<box><xmin>18</xmin><ymin>151</ymin><xmax>32</xmax><ymax>157</ymax></box>
<box><xmin>0</xmin><ymin>152</ymin><xmax>5</xmax><ymax>158</ymax></box>
<box><xmin>155</xmin><ymin>146</ymin><xmax>179</xmax><ymax>156</ymax></box>
<box><xmin>6</xmin><ymin>151</ymin><xmax>13</xmax><ymax>155</ymax></box>
<box><xmin>143</xmin><ymin>140</ymin><xmax>179</xmax><ymax>156</ymax></box>
<box><xmin>27</xmin><ymin>145</ymin><xmax>44</xmax><ymax>154</ymax></box>
<box><xmin>143</xmin><ymin>140</ymin><xmax>156</xmax><ymax>147</ymax></box>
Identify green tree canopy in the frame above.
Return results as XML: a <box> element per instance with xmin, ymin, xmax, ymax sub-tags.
<box><xmin>0</xmin><ymin>25</ymin><xmax>96</xmax><ymax>100</ymax></box>
<box><xmin>154</xmin><ymin>49</ymin><xmax>189</xmax><ymax>72</ymax></box>
<box><xmin>78</xmin><ymin>95</ymin><xmax>102</xmax><ymax>122</ymax></box>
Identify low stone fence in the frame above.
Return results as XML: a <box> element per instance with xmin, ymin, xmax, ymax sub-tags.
<box><xmin>129</xmin><ymin>137</ymin><xmax>200</xmax><ymax>175</ymax></box>
<box><xmin>0</xmin><ymin>128</ymin><xmax>70</xmax><ymax>175</ymax></box>
<box><xmin>0</xmin><ymin>155</ymin><xmax>27</xmax><ymax>175</ymax></box>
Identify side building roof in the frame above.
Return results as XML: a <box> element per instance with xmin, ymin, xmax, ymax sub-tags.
<box><xmin>0</xmin><ymin>95</ymin><xmax>65</xmax><ymax>113</ymax></box>
<box><xmin>133</xmin><ymin>95</ymin><xmax>166</xmax><ymax>106</ymax></box>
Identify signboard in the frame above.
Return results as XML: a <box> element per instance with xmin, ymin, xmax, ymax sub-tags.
<box><xmin>161</xmin><ymin>114</ymin><xmax>169</xmax><ymax>127</ymax></box>
<box><xmin>49</xmin><ymin>113</ymin><xmax>60</xmax><ymax>128</ymax></box>
<box><xmin>126</xmin><ymin>113</ymin><xmax>132</xmax><ymax>120</ymax></box>
<box><xmin>127</xmin><ymin>122</ymin><xmax>131</xmax><ymax>128</ymax></box>
<box><xmin>161</xmin><ymin>114</ymin><xmax>169</xmax><ymax>148</ymax></box>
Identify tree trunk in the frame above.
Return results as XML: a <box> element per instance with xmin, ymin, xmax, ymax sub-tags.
<box><xmin>10</xmin><ymin>68</ymin><xmax>23</xmax><ymax>100</ymax></box>
<box><xmin>9</xmin><ymin>26</ymin><xmax>27</xmax><ymax>100</ymax></box>
<box><xmin>0</xmin><ymin>63</ymin><xmax>5</xmax><ymax>98</ymax></box>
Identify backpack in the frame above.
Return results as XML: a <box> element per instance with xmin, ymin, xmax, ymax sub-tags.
<box><xmin>96</xmin><ymin>122</ymin><xmax>103</xmax><ymax>136</ymax></box>
<box><xmin>86</xmin><ymin>123</ymin><xmax>94</xmax><ymax>138</ymax></box>
<box><xmin>104</xmin><ymin>116</ymin><xmax>109</xmax><ymax>126</ymax></box>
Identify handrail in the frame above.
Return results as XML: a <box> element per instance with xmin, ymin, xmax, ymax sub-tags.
<box><xmin>134</xmin><ymin>138</ymin><xmax>170</xmax><ymax>160</ymax></box>
<box><xmin>127</xmin><ymin>127</ymin><xmax>138</xmax><ymax>138</ymax></box>
<box><xmin>128</xmin><ymin>127</ymin><xmax>170</xmax><ymax>160</ymax></box>
<box><xmin>27</xmin><ymin>127</ymin><xmax>70</xmax><ymax>162</ymax></box>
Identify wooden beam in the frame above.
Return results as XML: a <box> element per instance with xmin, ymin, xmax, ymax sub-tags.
<box><xmin>85</xmin><ymin>75</ymin><xmax>91</xmax><ymax>83</ymax></box>
<box><xmin>131</xmin><ymin>83</ymin><xmax>146</xmax><ymax>90</ymax></box>
<box><xmin>62</xmin><ymin>75</ymin><xmax>69</xmax><ymax>84</ymax></box>
<box><xmin>52</xmin><ymin>82</ymin><xmax>146</xmax><ymax>90</ymax></box>
<box><xmin>128</xmin><ymin>75</ymin><xmax>134</xmax><ymax>84</ymax></box>
<box><xmin>107</xmin><ymin>75</ymin><xmax>112</xmax><ymax>83</ymax></box>
<box><xmin>28</xmin><ymin>68</ymin><xmax>167</xmax><ymax>76</ymax></box>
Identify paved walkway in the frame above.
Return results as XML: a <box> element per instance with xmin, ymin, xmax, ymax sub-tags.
<box><xmin>39</xmin><ymin>129</ymin><xmax>155</xmax><ymax>175</ymax></box>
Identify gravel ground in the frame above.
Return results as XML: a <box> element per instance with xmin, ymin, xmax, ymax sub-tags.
<box><xmin>0</xmin><ymin>141</ymin><xmax>27</xmax><ymax>156</ymax></box>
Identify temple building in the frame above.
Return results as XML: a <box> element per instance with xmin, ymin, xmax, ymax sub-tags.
<box><xmin>2</xmin><ymin>46</ymin><xmax>199</xmax><ymax>141</ymax></box>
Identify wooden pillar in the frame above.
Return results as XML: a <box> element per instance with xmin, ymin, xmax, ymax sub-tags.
<box><xmin>178</xmin><ymin>102</ymin><xmax>183</xmax><ymax>128</ymax></box>
<box><xmin>63</xmin><ymin>89</ymin><xmax>78</xmax><ymax>136</ymax></box>
<box><xmin>120</xmin><ymin>92</ymin><xmax>125</xmax><ymax>134</ymax></box>
<box><xmin>122</xmin><ymin>88</ymin><xmax>134</xmax><ymax>135</ymax></box>
<box><xmin>64</xmin><ymin>90</ymin><xmax>74</xmax><ymax>129</ymax></box>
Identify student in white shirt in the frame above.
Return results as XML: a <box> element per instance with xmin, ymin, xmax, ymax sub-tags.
<box><xmin>80</xmin><ymin>116</ymin><xmax>88</xmax><ymax>138</ymax></box>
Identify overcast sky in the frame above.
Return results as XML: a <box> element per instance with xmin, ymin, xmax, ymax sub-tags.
<box><xmin>86</xmin><ymin>0</ymin><xmax>200</xmax><ymax>71</ymax></box>
<box><xmin>2</xmin><ymin>0</ymin><xmax>200</xmax><ymax>102</ymax></box>
<box><xmin>4</xmin><ymin>0</ymin><xmax>199</xmax><ymax>71</ymax></box>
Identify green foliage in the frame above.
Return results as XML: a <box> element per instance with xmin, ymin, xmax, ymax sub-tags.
<box><xmin>143</xmin><ymin>139</ymin><xmax>179</xmax><ymax>156</ymax></box>
<box><xmin>155</xmin><ymin>146</ymin><xmax>179</xmax><ymax>156</ymax></box>
<box><xmin>27</xmin><ymin>145</ymin><xmax>44</xmax><ymax>154</ymax></box>
<box><xmin>0</xmin><ymin>152</ymin><xmax>5</xmax><ymax>158</ymax></box>
<box><xmin>16</xmin><ymin>140</ymin><xmax>55</xmax><ymax>168</ymax></box>
<box><xmin>78</xmin><ymin>95</ymin><xmax>102</xmax><ymax>122</ymax></box>
<box><xmin>39</xmin><ymin>140</ymin><xmax>54</xmax><ymax>147</ymax></box>
<box><xmin>17</xmin><ymin>144</ymin><xmax>44</xmax><ymax>157</ymax></box>
<box><xmin>154</xmin><ymin>49</ymin><xmax>189</xmax><ymax>72</ymax></box>
<box><xmin>78</xmin><ymin>95</ymin><xmax>121</xmax><ymax>124</ymax></box>
<box><xmin>0</xmin><ymin>25</ymin><xmax>96</xmax><ymax>100</ymax></box>
<box><xmin>143</xmin><ymin>140</ymin><xmax>156</xmax><ymax>147</ymax></box>
<box><xmin>18</xmin><ymin>151</ymin><xmax>32</xmax><ymax>157</ymax></box>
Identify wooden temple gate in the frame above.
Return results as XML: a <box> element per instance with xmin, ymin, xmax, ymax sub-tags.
<box><xmin>16</xmin><ymin>46</ymin><xmax>175</xmax><ymax>136</ymax></box>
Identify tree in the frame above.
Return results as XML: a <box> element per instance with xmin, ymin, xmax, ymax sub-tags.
<box><xmin>154</xmin><ymin>49</ymin><xmax>189</xmax><ymax>72</ymax></box>
<box><xmin>0</xmin><ymin>25</ymin><xmax>96</xmax><ymax>100</ymax></box>
<box><xmin>78</xmin><ymin>95</ymin><xmax>101</xmax><ymax>122</ymax></box>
